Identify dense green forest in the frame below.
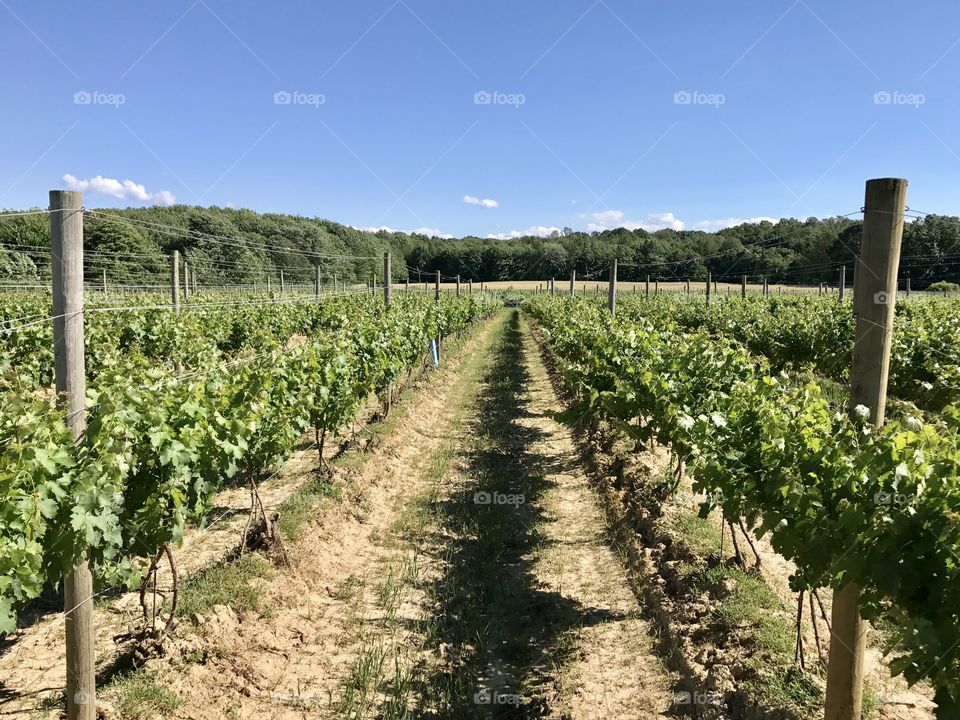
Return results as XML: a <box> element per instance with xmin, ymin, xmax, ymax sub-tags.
<box><xmin>1</xmin><ymin>205</ymin><xmax>958</xmax><ymax>287</ymax></box>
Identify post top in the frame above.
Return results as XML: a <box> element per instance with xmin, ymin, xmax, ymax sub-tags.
<box><xmin>49</xmin><ymin>189</ymin><xmax>82</xmax><ymax>207</ymax></box>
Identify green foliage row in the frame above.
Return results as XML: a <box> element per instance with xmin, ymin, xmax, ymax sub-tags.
<box><xmin>527</xmin><ymin>295</ymin><xmax>960</xmax><ymax>716</ymax></box>
<box><xmin>615</xmin><ymin>294</ymin><xmax>960</xmax><ymax>411</ymax></box>
<box><xmin>0</xmin><ymin>292</ymin><xmax>497</xmax><ymax>634</ymax></box>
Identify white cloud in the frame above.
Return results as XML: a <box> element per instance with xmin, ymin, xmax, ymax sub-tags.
<box><xmin>353</xmin><ymin>225</ymin><xmax>453</xmax><ymax>239</ymax></box>
<box><xmin>693</xmin><ymin>217</ymin><xmax>778</xmax><ymax>232</ymax></box>
<box><xmin>585</xmin><ymin>210</ymin><xmax>685</xmax><ymax>232</ymax></box>
<box><xmin>413</xmin><ymin>227</ymin><xmax>454</xmax><ymax>239</ymax></box>
<box><xmin>62</xmin><ymin>174</ymin><xmax>176</xmax><ymax>206</ymax></box>
<box><xmin>487</xmin><ymin>225</ymin><xmax>564</xmax><ymax>240</ymax></box>
<box><xmin>464</xmin><ymin>194</ymin><xmax>499</xmax><ymax>209</ymax></box>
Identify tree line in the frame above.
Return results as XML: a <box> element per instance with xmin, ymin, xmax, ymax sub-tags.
<box><xmin>1</xmin><ymin>205</ymin><xmax>958</xmax><ymax>288</ymax></box>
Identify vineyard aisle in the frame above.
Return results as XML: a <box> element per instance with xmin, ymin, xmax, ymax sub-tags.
<box><xmin>101</xmin><ymin>308</ymin><xmax>677</xmax><ymax>719</ymax></box>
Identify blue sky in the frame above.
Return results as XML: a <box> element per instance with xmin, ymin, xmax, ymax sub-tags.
<box><xmin>1</xmin><ymin>0</ymin><xmax>959</xmax><ymax>238</ymax></box>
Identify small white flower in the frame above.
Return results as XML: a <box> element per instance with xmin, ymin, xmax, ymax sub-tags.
<box><xmin>895</xmin><ymin>462</ymin><xmax>910</xmax><ymax>480</ymax></box>
<box><xmin>773</xmin><ymin>437</ymin><xmax>786</xmax><ymax>451</ymax></box>
<box><xmin>711</xmin><ymin>412</ymin><xmax>727</xmax><ymax>428</ymax></box>
<box><xmin>921</xmin><ymin>381</ymin><xmax>934</xmax><ymax>391</ymax></box>
<box><xmin>904</xmin><ymin>416</ymin><xmax>923</xmax><ymax>432</ymax></box>
<box><xmin>678</xmin><ymin>414</ymin><xmax>694</xmax><ymax>430</ymax></box>
<box><xmin>854</xmin><ymin>404</ymin><xmax>871</xmax><ymax>420</ymax></box>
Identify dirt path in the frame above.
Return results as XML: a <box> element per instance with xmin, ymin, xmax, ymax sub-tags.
<box><xmin>340</xmin><ymin>310</ymin><xmax>677</xmax><ymax>718</ymax></box>
<box><xmin>514</xmin><ymin>313</ymin><xmax>676</xmax><ymax>718</ymax></box>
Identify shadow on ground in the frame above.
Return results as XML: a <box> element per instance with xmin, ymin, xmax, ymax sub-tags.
<box><xmin>411</xmin><ymin>310</ymin><xmax>628</xmax><ymax>719</ymax></box>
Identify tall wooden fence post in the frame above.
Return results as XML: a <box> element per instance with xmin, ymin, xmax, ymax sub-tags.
<box><xmin>51</xmin><ymin>190</ymin><xmax>96</xmax><ymax>720</ymax></box>
<box><xmin>383</xmin><ymin>252</ymin><xmax>392</xmax><ymax>308</ymax></box>
<box><xmin>824</xmin><ymin>178</ymin><xmax>907</xmax><ymax>720</ymax></box>
<box><xmin>645</xmin><ymin>274</ymin><xmax>650</xmax><ymax>296</ymax></box>
<box><xmin>280</xmin><ymin>270</ymin><xmax>285</xmax><ymax>295</ymax></box>
<box><xmin>570</xmin><ymin>269</ymin><xmax>576</xmax><ymax>295</ymax></box>
<box><xmin>455</xmin><ymin>275</ymin><xmax>461</xmax><ymax>297</ymax></box>
<box><xmin>171</xmin><ymin>250</ymin><xmax>181</xmax><ymax>316</ymax></box>
<box><xmin>101</xmin><ymin>269</ymin><xmax>107</xmax><ymax>294</ymax></box>
<box><xmin>435</xmin><ymin>270</ymin><xmax>441</xmax><ymax>301</ymax></box>
<box><xmin>183</xmin><ymin>261</ymin><xmax>190</xmax><ymax>301</ymax></box>
<box><xmin>315</xmin><ymin>266</ymin><xmax>321</xmax><ymax>301</ymax></box>
<box><xmin>706</xmin><ymin>271</ymin><xmax>712</xmax><ymax>306</ymax></box>
<box><xmin>839</xmin><ymin>266</ymin><xmax>846</xmax><ymax>302</ymax></box>
<box><xmin>608</xmin><ymin>259</ymin><xmax>618</xmax><ymax>315</ymax></box>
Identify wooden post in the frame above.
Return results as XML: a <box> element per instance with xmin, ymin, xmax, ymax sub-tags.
<box><xmin>101</xmin><ymin>269</ymin><xmax>107</xmax><ymax>293</ymax></box>
<box><xmin>315</xmin><ymin>266</ymin><xmax>321</xmax><ymax>300</ymax></box>
<box><xmin>905</xmin><ymin>277</ymin><xmax>911</xmax><ymax>296</ymax></box>
<box><xmin>267</xmin><ymin>276</ymin><xmax>272</xmax><ymax>293</ymax></box>
<box><xmin>839</xmin><ymin>266</ymin><xmax>846</xmax><ymax>301</ymax></box>
<box><xmin>763</xmin><ymin>277</ymin><xmax>768</xmax><ymax>297</ymax></box>
<box><xmin>171</xmin><ymin>250</ymin><xmax>181</xmax><ymax>316</ymax></box>
<box><xmin>686</xmin><ymin>279</ymin><xmax>690</xmax><ymax>296</ymax></box>
<box><xmin>469</xmin><ymin>278</ymin><xmax>473</xmax><ymax>294</ymax></box>
<box><xmin>570</xmin><ymin>269</ymin><xmax>576</xmax><ymax>295</ymax></box>
<box><xmin>333</xmin><ymin>273</ymin><xmax>338</xmax><ymax>294</ymax></box>
<box><xmin>654</xmin><ymin>279</ymin><xmax>659</xmax><ymax>295</ymax></box>
<box><xmin>706</xmin><ymin>271</ymin><xmax>712</xmax><ymax>306</ymax></box>
<box><xmin>645</xmin><ymin>274</ymin><xmax>650</xmax><ymax>296</ymax></box>
<box><xmin>280</xmin><ymin>270</ymin><xmax>285</xmax><ymax>295</ymax></box>
<box><xmin>50</xmin><ymin>190</ymin><xmax>96</xmax><ymax>720</ymax></box>
<box><xmin>405</xmin><ymin>276</ymin><xmax>410</xmax><ymax>293</ymax></box>
<box><xmin>741</xmin><ymin>274</ymin><xmax>747</xmax><ymax>298</ymax></box>
<box><xmin>183</xmin><ymin>262</ymin><xmax>190</xmax><ymax>301</ymax></box>
<box><xmin>608</xmin><ymin>259</ymin><xmax>618</xmax><ymax>315</ymax></box>
<box><xmin>383</xmin><ymin>252</ymin><xmax>392</xmax><ymax>308</ymax></box>
<box><xmin>824</xmin><ymin>178</ymin><xmax>907</xmax><ymax>720</ymax></box>
<box><xmin>435</xmin><ymin>270</ymin><xmax>441</xmax><ymax>301</ymax></box>
<box><xmin>456</xmin><ymin>274</ymin><xmax>461</xmax><ymax>296</ymax></box>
